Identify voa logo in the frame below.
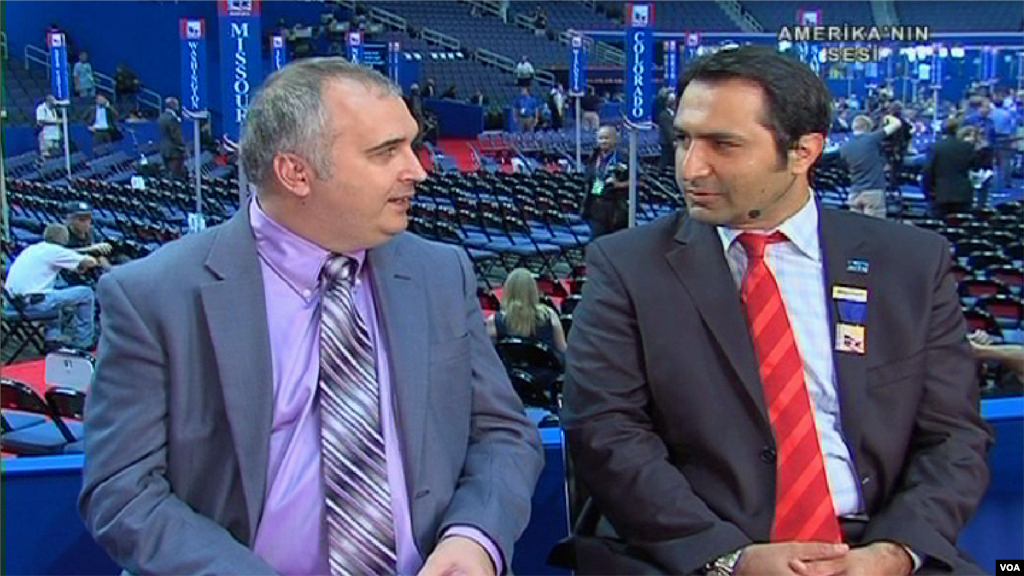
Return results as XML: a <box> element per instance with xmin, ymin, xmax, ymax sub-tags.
<box><xmin>998</xmin><ymin>560</ymin><xmax>1023</xmax><ymax>575</ymax></box>
<box><xmin>631</xmin><ymin>30</ymin><xmax>646</xmax><ymax>119</ymax></box>
<box><xmin>231</xmin><ymin>22</ymin><xmax>251</xmax><ymax>123</ymax></box>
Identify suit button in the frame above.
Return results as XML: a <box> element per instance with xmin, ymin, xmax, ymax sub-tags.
<box><xmin>761</xmin><ymin>447</ymin><xmax>777</xmax><ymax>463</ymax></box>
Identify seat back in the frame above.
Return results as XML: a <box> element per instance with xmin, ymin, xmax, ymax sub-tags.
<box><xmin>495</xmin><ymin>337</ymin><xmax>563</xmax><ymax>372</ymax></box>
<box><xmin>46</xmin><ymin>387</ymin><xmax>88</xmax><ymax>420</ymax></box>
<box><xmin>1</xmin><ymin>378</ymin><xmax>78</xmax><ymax>442</ymax></box>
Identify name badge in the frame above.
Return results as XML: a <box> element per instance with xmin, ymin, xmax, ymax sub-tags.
<box><xmin>591</xmin><ymin>179</ymin><xmax>605</xmax><ymax>197</ymax></box>
<box><xmin>836</xmin><ymin>323</ymin><xmax>866</xmax><ymax>355</ymax></box>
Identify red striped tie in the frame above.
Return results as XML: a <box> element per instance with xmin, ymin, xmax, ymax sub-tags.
<box><xmin>738</xmin><ymin>232</ymin><xmax>842</xmax><ymax>543</ymax></box>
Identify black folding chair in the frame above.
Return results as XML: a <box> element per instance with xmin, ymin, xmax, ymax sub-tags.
<box><xmin>495</xmin><ymin>337</ymin><xmax>564</xmax><ymax>411</ymax></box>
<box><xmin>1</xmin><ymin>284</ymin><xmax>59</xmax><ymax>363</ymax></box>
<box><xmin>0</xmin><ymin>378</ymin><xmax>83</xmax><ymax>455</ymax></box>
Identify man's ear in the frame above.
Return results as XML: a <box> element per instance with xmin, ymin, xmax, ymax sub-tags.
<box><xmin>272</xmin><ymin>153</ymin><xmax>314</xmax><ymax>199</ymax></box>
<box><xmin>789</xmin><ymin>133</ymin><xmax>824</xmax><ymax>176</ymax></box>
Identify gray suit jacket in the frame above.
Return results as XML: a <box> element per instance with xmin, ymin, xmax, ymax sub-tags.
<box><xmin>563</xmin><ymin>207</ymin><xmax>992</xmax><ymax>574</ymax></box>
<box><xmin>79</xmin><ymin>211</ymin><xmax>544</xmax><ymax>574</ymax></box>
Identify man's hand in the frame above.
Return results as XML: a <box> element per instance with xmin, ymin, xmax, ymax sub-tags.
<box><xmin>90</xmin><ymin>242</ymin><xmax>113</xmax><ymax>256</ymax></box>
<box><xmin>417</xmin><ymin>535</ymin><xmax>496</xmax><ymax>576</ymax></box>
<box><xmin>736</xmin><ymin>542</ymin><xmax>849</xmax><ymax>576</ymax></box>
<box><xmin>791</xmin><ymin>542</ymin><xmax>913</xmax><ymax>576</ymax></box>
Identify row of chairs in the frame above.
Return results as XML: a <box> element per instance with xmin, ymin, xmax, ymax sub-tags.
<box><xmin>1</xmin><ymin>378</ymin><xmax>86</xmax><ymax>456</ymax></box>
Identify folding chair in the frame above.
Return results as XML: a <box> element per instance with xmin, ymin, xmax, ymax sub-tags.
<box><xmin>495</xmin><ymin>337</ymin><xmax>564</xmax><ymax>412</ymax></box>
<box><xmin>0</xmin><ymin>378</ymin><xmax>83</xmax><ymax>455</ymax></box>
<box><xmin>1</xmin><ymin>284</ymin><xmax>59</xmax><ymax>363</ymax></box>
<box><xmin>46</xmin><ymin>387</ymin><xmax>88</xmax><ymax>420</ymax></box>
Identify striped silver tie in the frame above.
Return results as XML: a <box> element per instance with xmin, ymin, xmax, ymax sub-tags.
<box><xmin>319</xmin><ymin>255</ymin><xmax>397</xmax><ymax>576</ymax></box>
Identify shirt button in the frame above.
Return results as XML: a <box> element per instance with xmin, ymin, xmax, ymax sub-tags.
<box><xmin>760</xmin><ymin>447</ymin><xmax>777</xmax><ymax>464</ymax></box>
<box><xmin>302</xmin><ymin>289</ymin><xmax>312</xmax><ymax>298</ymax></box>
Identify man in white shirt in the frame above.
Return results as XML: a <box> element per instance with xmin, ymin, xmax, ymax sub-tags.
<box><xmin>35</xmin><ymin>95</ymin><xmax>62</xmax><ymax>159</ymax></box>
<box><xmin>5</xmin><ymin>224</ymin><xmax>99</xmax><ymax>350</ymax></box>
<box><xmin>514</xmin><ymin>55</ymin><xmax>535</xmax><ymax>88</ymax></box>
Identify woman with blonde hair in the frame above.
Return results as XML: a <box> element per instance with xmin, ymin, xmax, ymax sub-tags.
<box><xmin>486</xmin><ymin>268</ymin><xmax>567</xmax><ymax>355</ymax></box>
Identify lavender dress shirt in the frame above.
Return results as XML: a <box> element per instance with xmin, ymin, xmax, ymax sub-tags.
<box><xmin>247</xmin><ymin>198</ymin><xmax>501</xmax><ymax>575</ymax></box>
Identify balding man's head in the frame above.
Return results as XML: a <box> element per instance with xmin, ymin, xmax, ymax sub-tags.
<box><xmin>597</xmin><ymin>125</ymin><xmax>618</xmax><ymax>152</ymax></box>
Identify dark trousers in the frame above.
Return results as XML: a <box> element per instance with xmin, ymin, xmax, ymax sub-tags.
<box><xmin>934</xmin><ymin>201</ymin><xmax>971</xmax><ymax>220</ymax></box>
<box><xmin>165</xmin><ymin>155</ymin><xmax>186</xmax><ymax>180</ymax></box>
<box><xmin>588</xmin><ymin>197</ymin><xmax>628</xmax><ymax>239</ymax></box>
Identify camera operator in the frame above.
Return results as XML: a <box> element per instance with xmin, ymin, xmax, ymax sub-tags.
<box><xmin>582</xmin><ymin>125</ymin><xmax>629</xmax><ymax>239</ymax></box>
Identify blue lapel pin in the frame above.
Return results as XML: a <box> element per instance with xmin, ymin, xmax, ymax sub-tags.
<box><xmin>847</xmin><ymin>258</ymin><xmax>869</xmax><ymax>274</ymax></box>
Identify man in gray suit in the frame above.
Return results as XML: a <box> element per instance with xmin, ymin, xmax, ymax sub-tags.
<box><xmin>79</xmin><ymin>57</ymin><xmax>543</xmax><ymax>576</ymax></box>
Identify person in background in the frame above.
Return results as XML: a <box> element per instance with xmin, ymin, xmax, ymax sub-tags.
<box><xmin>4</xmin><ymin>223</ymin><xmax>98</xmax><ymax>351</ymax></box>
<box><xmin>581</xmin><ymin>125</ymin><xmax>628</xmax><ymax>238</ymax></box>
<box><xmin>114</xmin><ymin>62</ymin><xmax>141</xmax><ymax>115</ymax></box>
<box><xmin>83</xmin><ymin>93</ymin><xmax>120</xmax><ymax>152</ymax></box>
<box><xmin>73</xmin><ymin>51</ymin><xmax>96</xmax><ymax>98</ymax></box>
<box><xmin>658</xmin><ymin>91</ymin><xmax>678</xmax><ymax>171</ymax></box>
<box><xmin>839</xmin><ymin>113</ymin><xmax>902</xmax><ymax>218</ymax></box>
<box><xmin>158</xmin><ymin>97</ymin><xmax>187</xmax><ymax>180</ymax></box>
<box><xmin>486</xmin><ymin>268</ymin><xmax>567</xmax><ymax>358</ymax></box>
<box><xmin>924</xmin><ymin>120</ymin><xmax>986</xmax><ymax>218</ymax></box>
<box><xmin>514</xmin><ymin>86</ymin><xmax>540</xmax><ymax>133</ymax></box>
<box><xmin>514</xmin><ymin>55</ymin><xmax>535</xmax><ymax>89</ymax></box>
<box><xmin>35</xmin><ymin>95</ymin><xmax>62</xmax><ymax>159</ymax></box>
<box><xmin>581</xmin><ymin>85</ymin><xmax>601</xmax><ymax>131</ymax></box>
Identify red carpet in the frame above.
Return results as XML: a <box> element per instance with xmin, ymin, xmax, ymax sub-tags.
<box><xmin>437</xmin><ymin>138</ymin><xmax>477</xmax><ymax>172</ymax></box>
<box><xmin>1</xmin><ymin>359</ymin><xmax>50</xmax><ymax>397</ymax></box>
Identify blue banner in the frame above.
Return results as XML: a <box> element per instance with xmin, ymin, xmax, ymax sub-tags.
<box><xmin>217</xmin><ymin>0</ymin><xmax>262</xmax><ymax>147</ymax></box>
<box><xmin>348</xmin><ymin>31</ymin><xmax>364</xmax><ymax>65</ymax></box>
<box><xmin>664</xmin><ymin>40</ymin><xmax>678</xmax><ymax>92</ymax></box>
<box><xmin>47</xmin><ymin>32</ymin><xmax>70</xmax><ymax>101</ymax></box>
<box><xmin>624</xmin><ymin>3</ymin><xmax>654</xmax><ymax>127</ymax></box>
<box><xmin>180</xmin><ymin>19</ymin><xmax>209</xmax><ymax>115</ymax></box>
<box><xmin>271</xmin><ymin>34</ymin><xmax>287</xmax><ymax>72</ymax></box>
<box><xmin>685</xmin><ymin>31</ymin><xmax>701</xmax><ymax>60</ymax></box>
<box><xmin>387</xmin><ymin>41</ymin><xmax>400</xmax><ymax>83</ymax></box>
<box><xmin>569</xmin><ymin>35</ymin><xmax>588</xmax><ymax>96</ymax></box>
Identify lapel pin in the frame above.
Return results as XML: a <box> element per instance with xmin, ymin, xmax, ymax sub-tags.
<box><xmin>846</xmin><ymin>259</ymin><xmax>869</xmax><ymax>274</ymax></box>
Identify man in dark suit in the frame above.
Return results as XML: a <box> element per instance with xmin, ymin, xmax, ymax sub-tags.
<box><xmin>82</xmin><ymin>93</ymin><xmax>120</xmax><ymax>153</ymax></box>
<box><xmin>563</xmin><ymin>46</ymin><xmax>991</xmax><ymax>576</ymax></box>
<box><xmin>158</xmin><ymin>97</ymin><xmax>187</xmax><ymax>180</ymax></box>
<box><xmin>924</xmin><ymin>119</ymin><xmax>985</xmax><ymax>218</ymax></box>
<box><xmin>79</xmin><ymin>57</ymin><xmax>543</xmax><ymax>576</ymax></box>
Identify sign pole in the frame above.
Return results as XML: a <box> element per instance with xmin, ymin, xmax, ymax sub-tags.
<box><xmin>61</xmin><ymin>105</ymin><xmax>72</xmax><ymax>179</ymax></box>
<box><xmin>181</xmin><ymin>18</ymin><xmax>210</xmax><ymax>232</ymax></box>
<box><xmin>568</xmin><ymin>34</ymin><xmax>587</xmax><ymax>173</ymax></box>
<box><xmin>628</xmin><ymin>128</ymin><xmax>638</xmax><ymax>228</ymax></box>
<box><xmin>575</xmin><ymin>98</ymin><xmax>582</xmax><ymax>173</ymax></box>
<box><xmin>1</xmin><ymin>110</ymin><xmax>7</xmax><ymax>243</ymax></box>
<box><xmin>623</xmin><ymin>2</ymin><xmax>654</xmax><ymax>229</ymax></box>
<box><xmin>194</xmin><ymin>117</ymin><xmax>202</xmax><ymax>219</ymax></box>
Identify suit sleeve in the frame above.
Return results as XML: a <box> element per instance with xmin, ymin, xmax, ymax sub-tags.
<box><xmin>78</xmin><ymin>274</ymin><xmax>277</xmax><ymax>575</ymax></box>
<box><xmin>436</xmin><ymin>246</ymin><xmax>544</xmax><ymax>572</ymax></box>
<box><xmin>861</xmin><ymin>238</ymin><xmax>994</xmax><ymax>571</ymax></box>
<box><xmin>562</xmin><ymin>242</ymin><xmax>751</xmax><ymax>574</ymax></box>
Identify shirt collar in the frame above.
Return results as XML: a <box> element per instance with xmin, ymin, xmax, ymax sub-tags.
<box><xmin>716</xmin><ymin>195</ymin><xmax>821</xmax><ymax>262</ymax></box>
<box><xmin>249</xmin><ymin>195</ymin><xmax>366</xmax><ymax>299</ymax></box>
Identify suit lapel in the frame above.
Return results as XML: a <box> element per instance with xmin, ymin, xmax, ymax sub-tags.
<box><xmin>199</xmin><ymin>212</ymin><xmax>274</xmax><ymax>543</ymax></box>
<box><xmin>819</xmin><ymin>208</ymin><xmax>871</xmax><ymax>466</ymax></box>
<box><xmin>665</xmin><ymin>216</ymin><xmax>769</xmax><ymax>429</ymax></box>
<box><xmin>366</xmin><ymin>236</ymin><xmax>429</xmax><ymax>547</ymax></box>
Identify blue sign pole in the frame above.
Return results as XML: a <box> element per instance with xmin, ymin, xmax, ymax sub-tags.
<box><xmin>217</xmin><ymin>0</ymin><xmax>261</xmax><ymax>150</ymax></box>
<box><xmin>47</xmin><ymin>32</ymin><xmax>72</xmax><ymax>178</ymax></box>
<box><xmin>272</xmin><ymin>34</ymin><xmax>287</xmax><ymax>72</ymax></box>
<box><xmin>569</xmin><ymin>34</ymin><xmax>588</xmax><ymax>172</ymax></box>
<box><xmin>664</xmin><ymin>39</ymin><xmax>678</xmax><ymax>94</ymax></box>
<box><xmin>348</xmin><ymin>31</ymin><xmax>364</xmax><ymax>65</ymax></box>
<box><xmin>180</xmin><ymin>18</ymin><xmax>209</xmax><ymax>231</ymax></box>
<box><xmin>624</xmin><ymin>2</ymin><xmax>654</xmax><ymax>228</ymax></box>
<box><xmin>388</xmin><ymin>41</ymin><xmax>400</xmax><ymax>83</ymax></box>
<box><xmin>217</xmin><ymin>0</ymin><xmax>262</xmax><ymax>204</ymax></box>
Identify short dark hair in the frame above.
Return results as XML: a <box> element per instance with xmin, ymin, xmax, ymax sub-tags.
<box><xmin>678</xmin><ymin>45</ymin><xmax>831</xmax><ymax>166</ymax></box>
